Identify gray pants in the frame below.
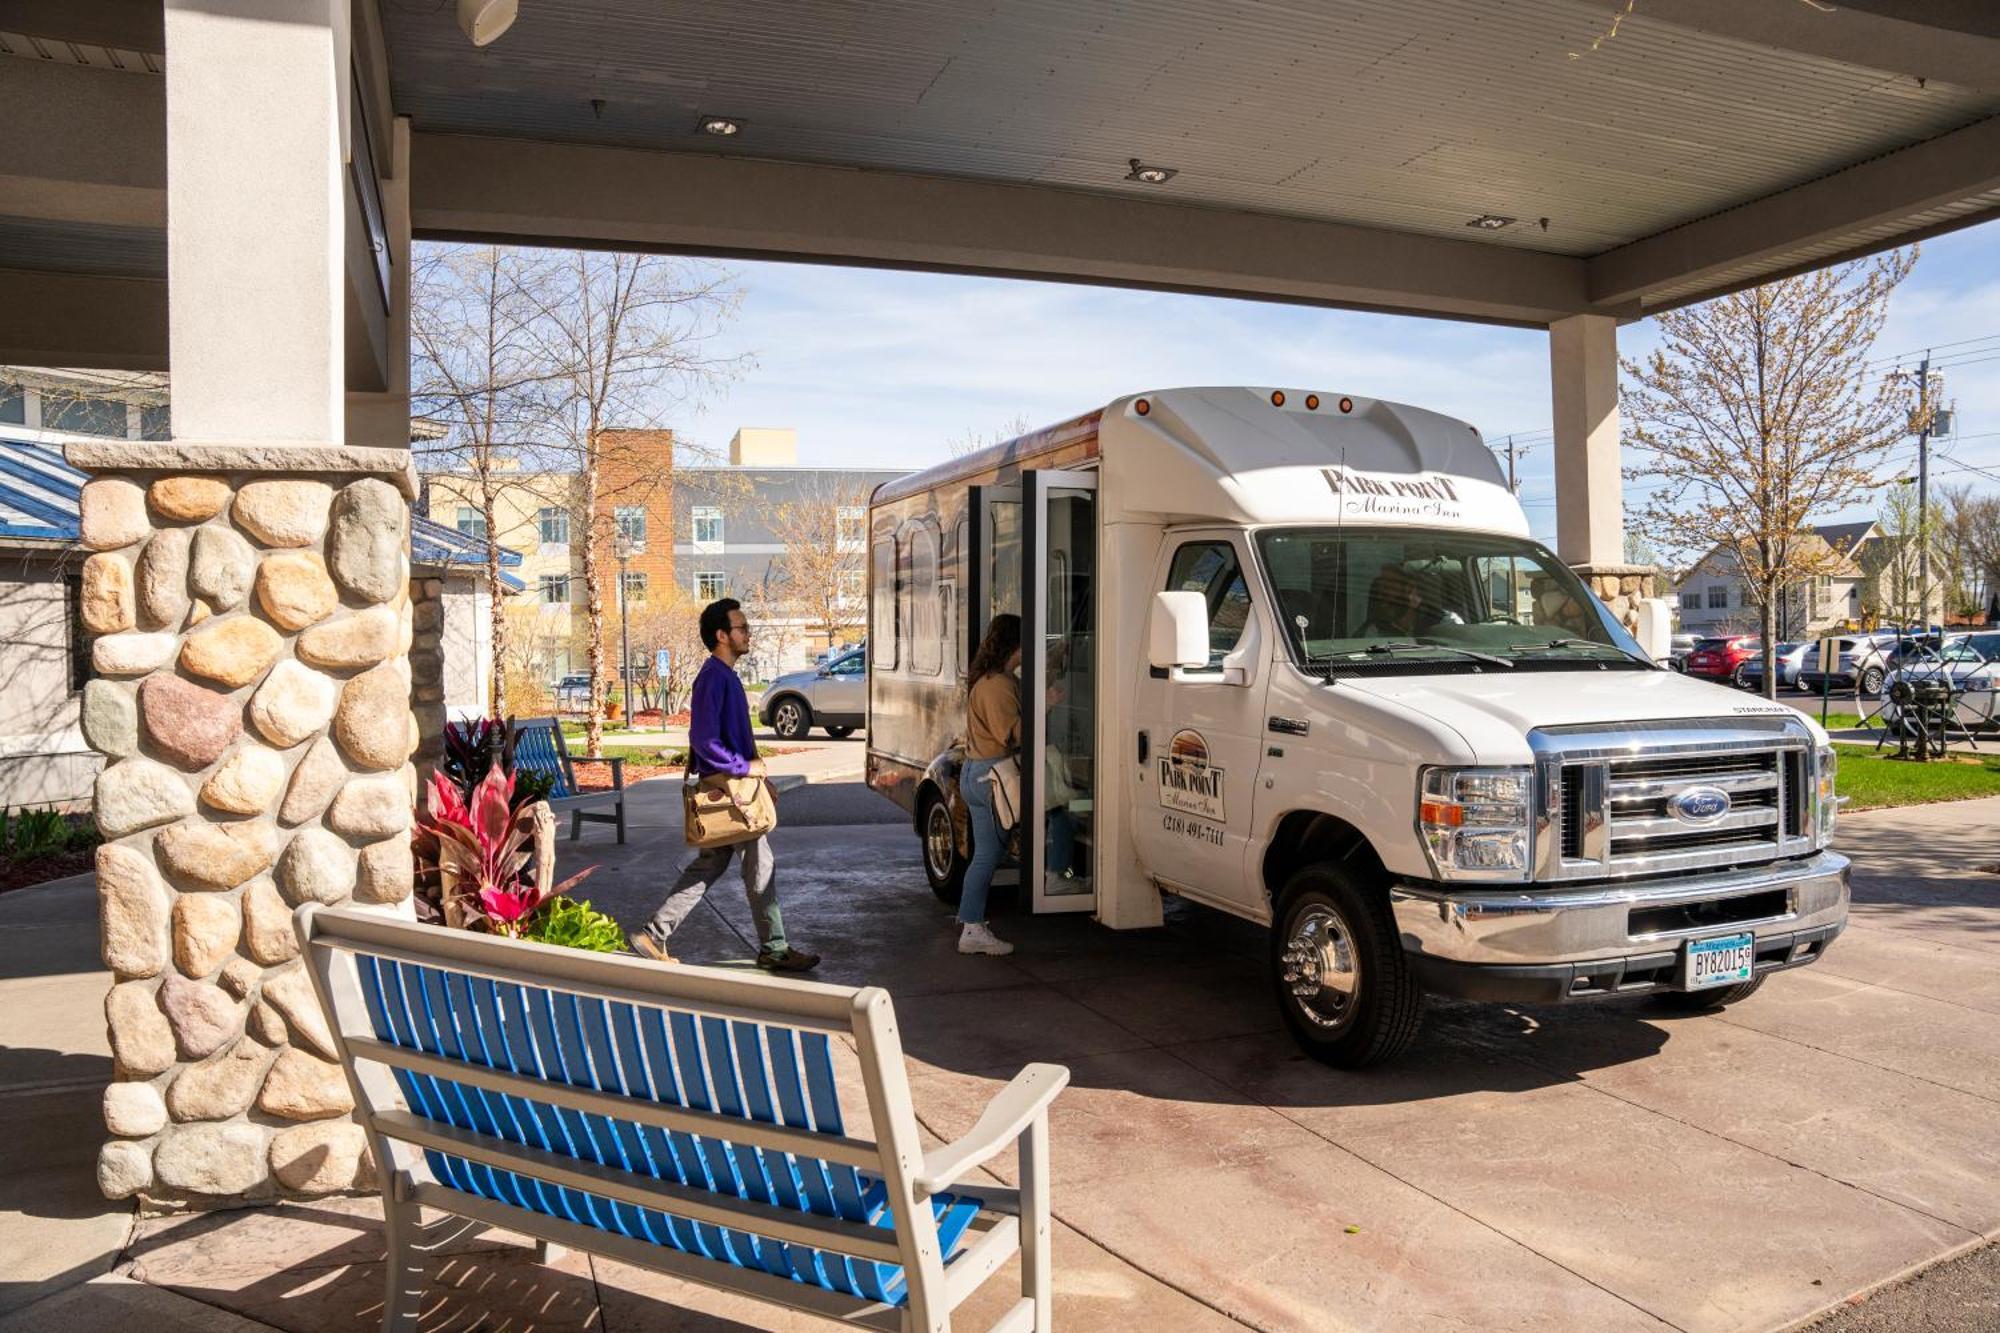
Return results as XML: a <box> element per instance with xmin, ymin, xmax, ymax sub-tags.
<box><xmin>645</xmin><ymin>835</ymin><xmax>788</xmax><ymax>953</ymax></box>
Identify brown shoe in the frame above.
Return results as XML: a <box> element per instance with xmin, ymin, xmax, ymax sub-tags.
<box><xmin>756</xmin><ymin>947</ymin><xmax>821</xmax><ymax>973</ymax></box>
<box><xmin>628</xmin><ymin>932</ymin><xmax>675</xmax><ymax>964</ymax></box>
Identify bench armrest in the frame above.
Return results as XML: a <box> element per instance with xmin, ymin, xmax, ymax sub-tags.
<box><xmin>913</xmin><ymin>1062</ymin><xmax>1068</xmax><ymax>1199</ymax></box>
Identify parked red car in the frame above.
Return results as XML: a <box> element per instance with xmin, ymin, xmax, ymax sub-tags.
<box><xmin>1684</xmin><ymin>634</ymin><xmax>1759</xmax><ymax>686</ymax></box>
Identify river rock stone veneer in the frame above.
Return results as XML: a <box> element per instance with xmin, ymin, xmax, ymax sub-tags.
<box><xmin>71</xmin><ymin>441</ymin><xmax>418</xmax><ymax>1210</ymax></box>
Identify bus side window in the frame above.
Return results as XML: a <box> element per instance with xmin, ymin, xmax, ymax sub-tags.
<box><xmin>872</xmin><ymin>531</ymin><xmax>897</xmax><ymax>670</ymax></box>
<box><xmin>907</xmin><ymin>520</ymin><xmax>942</xmax><ymax>676</ymax></box>
<box><xmin>1165</xmin><ymin>541</ymin><xmax>1251</xmax><ymax>669</ymax></box>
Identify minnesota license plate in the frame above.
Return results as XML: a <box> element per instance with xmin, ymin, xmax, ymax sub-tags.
<box><xmin>1684</xmin><ymin>932</ymin><xmax>1755</xmax><ymax>990</ymax></box>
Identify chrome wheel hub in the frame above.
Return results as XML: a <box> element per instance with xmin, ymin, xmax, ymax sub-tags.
<box><xmin>1280</xmin><ymin>904</ymin><xmax>1359</xmax><ymax>1030</ymax></box>
<box><xmin>925</xmin><ymin>804</ymin><xmax>955</xmax><ymax>877</ymax></box>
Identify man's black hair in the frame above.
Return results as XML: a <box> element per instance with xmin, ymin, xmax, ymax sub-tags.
<box><xmin>699</xmin><ymin>598</ymin><xmax>743</xmax><ymax>650</ymax></box>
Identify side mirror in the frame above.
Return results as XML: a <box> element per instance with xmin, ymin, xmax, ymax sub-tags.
<box><xmin>1149</xmin><ymin>591</ymin><xmax>1211</xmax><ymax>669</ymax></box>
<box><xmin>1633</xmin><ymin>598</ymin><xmax>1672</xmax><ymax>661</ymax></box>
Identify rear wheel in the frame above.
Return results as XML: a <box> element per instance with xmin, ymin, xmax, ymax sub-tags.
<box><xmin>1652</xmin><ymin>975</ymin><xmax>1766</xmax><ymax>1011</ymax></box>
<box><xmin>1731</xmin><ymin>663</ymin><xmax>1751</xmax><ymax>688</ymax></box>
<box><xmin>824</xmin><ymin>724</ymin><xmax>856</xmax><ymax>738</ymax></box>
<box><xmin>770</xmin><ymin>696</ymin><xmax>811</xmax><ymax>740</ymax></box>
<box><xmin>920</xmin><ymin>791</ymin><xmax>966</xmax><ymax>905</ymax></box>
<box><xmin>1859</xmin><ymin>666</ymin><xmax>1885</xmax><ymax>696</ymax></box>
<box><xmin>1271</xmin><ymin>865</ymin><xmax>1423</xmax><ymax>1068</ymax></box>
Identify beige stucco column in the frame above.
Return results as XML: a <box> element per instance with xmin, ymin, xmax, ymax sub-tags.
<box><xmin>78</xmin><ymin>0</ymin><xmax>417</xmax><ymax>1209</ymax></box>
<box><xmin>1549</xmin><ymin>314</ymin><xmax>1656</xmax><ymax>623</ymax></box>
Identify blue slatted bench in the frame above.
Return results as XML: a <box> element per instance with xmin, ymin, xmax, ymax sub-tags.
<box><xmin>512</xmin><ymin>716</ymin><xmax>627</xmax><ymax>843</ymax></box>
<box><xmin>296</xmin><ymin>905</ymin><xmax>1068</xmax><ymax>1332</ymax></box>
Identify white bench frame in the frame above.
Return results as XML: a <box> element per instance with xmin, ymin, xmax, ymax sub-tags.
<box><xmin>296</xmin><ymin>904</ymin><xmax>1067</xmax><ymax>1332</ymax></box>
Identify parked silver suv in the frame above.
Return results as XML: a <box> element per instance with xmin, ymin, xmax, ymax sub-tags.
<box><xmin>761</xmin><ymin>646</ymin><xmax>866</xmax><ymax>739</ymax></box>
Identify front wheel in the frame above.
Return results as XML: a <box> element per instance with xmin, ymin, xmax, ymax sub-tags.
<box><xmin>1652</xmin><ymin>975</ymin><xmax>1766</xmax><ymax>1011</ymax></box>
<box><xmin>1271</xmin><ymin>865</ymin><xmax>1423</xmax><ymax>1068</ymax></box>
<box><xmin>1859</xmin><ymin>666</ymin><xmax>1885</xmax><ymax>696</ymax></box>
<box><xmin>770</xmin><ymin>697</ymin><xmax>812</xmax><ymax>740</ymax></box>
<box><xmin>1731</xmin><ymin>663</ymin><xmax>1751</xmax><ymax>688</ymax></box>
<box><xmin>920</xmin><ymin>792</ymin><xmax>967</xmax><ymax>905</ymax></box>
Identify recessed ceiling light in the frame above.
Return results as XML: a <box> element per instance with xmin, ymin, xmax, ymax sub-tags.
<box><xmin>1468</xmin><ymin>214</ymin><xmax>1517</xmax><ymax>230</ymax></box>
<box><xmin>1126</xmin><ymin>158</ymin><xmax>1177</xmax><ymax>184</ymax></box>
<box><xmin>698</xmin><ymin>115</ymin><xmax>744</xmax><ymax>137</ymax></box>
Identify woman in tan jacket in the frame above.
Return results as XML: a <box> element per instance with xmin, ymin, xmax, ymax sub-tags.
<box><xmin>957</xmin><ymin>613</ymin><xmax>1022</xmax><ymax>955</ymax></box>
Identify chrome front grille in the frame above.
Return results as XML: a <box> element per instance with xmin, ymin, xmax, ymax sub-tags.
<box><xmin>1533</xmin><ymin>718</ymin><xmax>1817</xmax><ymax>880</ymax></box>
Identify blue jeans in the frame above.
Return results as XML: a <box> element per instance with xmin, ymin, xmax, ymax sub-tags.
<box><xmin>959</xmin><ymin>756</ymin><xmax>1005</xmax><ymax>926</ymax></box>
<box><xmin>1046</xmin><ymin>808</ymin><xmax>1076</xmax><ymax>876</ymax></box>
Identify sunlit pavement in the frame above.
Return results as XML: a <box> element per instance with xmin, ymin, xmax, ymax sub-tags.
<box><xmin>4</xmin><ymin>787</ymin><xmax>1996</xmax><ymax>1331</ymax></box>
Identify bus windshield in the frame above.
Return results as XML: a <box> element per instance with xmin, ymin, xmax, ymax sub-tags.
<box><xmin>1255</xmin><ymin>526</ymin><xmax>1649</xmax><ymax>669</ymax></box>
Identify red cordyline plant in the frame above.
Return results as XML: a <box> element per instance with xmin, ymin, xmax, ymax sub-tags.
<box><xmin>420</xmin><ymin>766</ymin><xmax>593</xmax><ymax>937</ymax></box>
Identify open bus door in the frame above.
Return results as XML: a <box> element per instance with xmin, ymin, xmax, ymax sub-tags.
<box><xmin>970</xmin><ymin>472</ymin><xmax>1100</xmax><ymax>914</ymax></box>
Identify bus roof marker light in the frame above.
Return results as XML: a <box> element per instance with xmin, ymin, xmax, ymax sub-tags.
<box><xmin>1270</xmin><ymin>390</ymin><xmax>1286</xmax><ymax>407</ymax></box>
<box><xmin>1338</xmin><ymin>397</ymin><xmax>1354</xmax><ymax>413</ymax></box>
<box><xmin>1135</xmin><ymin>398</ymin><xmax>1151</xmax><ymax>416</ymax></box>
<box><xmin>1305</xmin><ymin>394</ymin><xmax>1321</xmax><ymax>411</ymax></box>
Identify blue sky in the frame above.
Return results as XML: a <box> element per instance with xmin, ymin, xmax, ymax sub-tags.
<box><xmin>682</xmin><ymin>218</ymin><xmax>2000</xmax><ymax>547</ymax></box>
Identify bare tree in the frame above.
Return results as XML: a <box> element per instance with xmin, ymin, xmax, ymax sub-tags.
<box><xmin>410</xmin><ymin>244</ymin><xmax>558</xmax><ymax>716</ymax></box>
<box><xmin>1934</xmin><ymin>484</ymin><xmax>2000</xmax><ymax>622</ymax></box>
<box><xmin>520</xmin><ymin>251</ymin><xmax>746</xmax><ymax>755</ymax></box>
<box><xmin>770</xmin><ymin>473</ymin><xmax>873</xmax><ymax>663</ymax></box>
<box><xmin>945</xmin><ymin>412</ymin><xmax>1034</xmax><ymax>459</ymax></box>
<box><xmin>1623</xmin><ymin>250</ymin><xmax>1917</xmax><ymax>698</ymax></box>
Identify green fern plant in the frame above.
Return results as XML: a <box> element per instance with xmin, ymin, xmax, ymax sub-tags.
<box><xmin>522</xmin><ymin>896</ymin><xmax>625</xmax><ymax>953</ymax></box>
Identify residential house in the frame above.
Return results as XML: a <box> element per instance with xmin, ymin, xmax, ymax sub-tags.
<box><xmin>1671</xmin><ymin>519</ymin><xmax>1942</xmax><ymax>638</ymax></box>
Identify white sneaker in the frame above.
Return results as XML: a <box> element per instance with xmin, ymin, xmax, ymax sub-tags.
<box><xmin>958</xmin><ymin>922</ymin><xmax>1015</xmax><ymax>956</ymax></box>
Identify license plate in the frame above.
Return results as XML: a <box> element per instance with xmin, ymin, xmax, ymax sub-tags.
<box><xmin>1684</xmin><ymin>932</ymin><xmax>1755</xmax><ymax>990</ymax></box>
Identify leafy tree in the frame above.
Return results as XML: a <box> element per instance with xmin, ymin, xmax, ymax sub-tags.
<box><xmin>1623</xmin><ymin>250</ymin><xmax>1917</xmax><ymax>697</ymax></box>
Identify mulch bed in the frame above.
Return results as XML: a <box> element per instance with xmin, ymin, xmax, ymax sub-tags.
<box><xmin>0</xmin><ymin>846</ymin><xmax>98</xmax><ymax>895</ymax></box>
<box><xmin>570</xmin><ymin>746</ymin><xmax>814</xmax><ymax>792</ymax></box>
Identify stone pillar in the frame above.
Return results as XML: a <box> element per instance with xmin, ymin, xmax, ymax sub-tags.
<box><xmin>78</xmin><ymin>444</ymin><xmax>416</xmax><ymax>1206</ymax></box>
<box><xmin>1549</xmin><ymin>313</ymin><xmax>1624</xmax><ymax>570</ymax></box>
<box><xmin>408</xmin><ymin>573</ymin><xmax>446</xmax><ymax>782</ymax></box>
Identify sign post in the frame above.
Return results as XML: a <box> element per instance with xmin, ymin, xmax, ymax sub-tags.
<box><xmin>1817</xmin><ymin>638</ymin><xmax>1837</xmax><ymax>728</ymax></box>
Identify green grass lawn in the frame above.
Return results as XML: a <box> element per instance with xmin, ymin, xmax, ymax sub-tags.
<box><xmin>1833</xmin><ymin>743</ymin><xmax>2000</xmax><ymax>811</ymax></box>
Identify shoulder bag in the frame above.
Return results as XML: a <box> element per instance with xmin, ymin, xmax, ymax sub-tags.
<box><xmin>683</xmin><ymin>769</ymin><xmax>778</xmax><ymax>847</ymax></box>
<box><xmin>983</xmin><ymin>754</ymin><xmax>1022</xmax><ymax>832</ymax></box>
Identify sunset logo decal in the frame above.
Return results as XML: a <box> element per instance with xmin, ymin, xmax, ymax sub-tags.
<box><xmin>1158</xmin><ymin>728</ymin><xmax>1227</xmax><ymax>821</ymax></box>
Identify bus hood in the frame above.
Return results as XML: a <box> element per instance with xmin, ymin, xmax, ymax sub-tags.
<box><xmin>1335</xmin><ymin>668</ymin><xmax>1819</xmax><ymax>764</ymax></box>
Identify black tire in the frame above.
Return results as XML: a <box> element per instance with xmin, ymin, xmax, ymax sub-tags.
<box><xmin>1271</xmin><ymin>864</ymin><xmax>1423</xmax><ymax>1068</ymax></box>
<box><xmin>770</xmin><ymin>696</ymin><xmax>812</xmax><ymax>740</ymax></box>
<box><xmin>1859</xmin><ymin>666</ymin><xmax>1885</xmax><ymax>696</ymax></box>
<box><xmin>1731</xmin><ymin>663</ymin><xmax>1751</xmax><ymax>689</ymax></box>
<box><xmin>919</xmin><ymin>791</ymin><xmax>967</xmax><ymax>905</ymax></box>
<box><xmin>1652</xmin><ymin>975</ymin><xmax>1766</xmax><ymax>1011</ymax></box>
<box><xmin>824</xmin><ymin>725</ymin><xmax>856</xmax><ymax>738</ymax></box>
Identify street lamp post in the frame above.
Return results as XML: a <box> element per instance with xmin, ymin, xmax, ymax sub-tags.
<box><xmin>613</xmin><ymin>530</ymin><xmax>644</xmax><ymax>728</ymax></box>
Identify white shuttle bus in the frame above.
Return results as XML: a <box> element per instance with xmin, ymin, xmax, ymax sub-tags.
<box><xmin>865</xmin><ymin>388</ymin><xmax>1848</xmax><ymax>1066</ymax></box>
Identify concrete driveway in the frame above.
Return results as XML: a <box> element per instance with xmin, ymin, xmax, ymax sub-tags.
<box><xmin>9</xmin><ymin>781</ymin><xmax>1997</xmax><ymax>1331</ymax></box>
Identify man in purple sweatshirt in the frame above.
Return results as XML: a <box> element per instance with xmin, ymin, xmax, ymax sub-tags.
<box><xmin>629</xmin><ymin>599</ymin><xmax>820</xmax><ymax>971</ymax></box>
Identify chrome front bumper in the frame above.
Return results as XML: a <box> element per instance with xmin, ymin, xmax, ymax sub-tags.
<box><xmin>1390</xmin><ymin>851</ymin><xmax>1850</xmax><ymax>1001</ymax></box>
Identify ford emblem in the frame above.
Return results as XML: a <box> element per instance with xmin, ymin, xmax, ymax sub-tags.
<box><xmin>1668</xmin><ymin>786</ymin><xmax>1732</xmax><ymax>823</ymax></box>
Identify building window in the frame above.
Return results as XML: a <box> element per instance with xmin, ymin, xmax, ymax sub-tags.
<box><xmin>539</xmin><ymin>574</ymin><xmax>570</xmax><ymax>605</ymax></box>
<box><xmin>1707</xmin><ymin>585</ymin><xmax>1728</xmax><ymax>609</ymax></box>
<box><xmin>615</xmin><ymin>506</ymin><xmax>647</xmax><ymax>547</ymax></box>
<box><xmin>537</xmin><ymin>506</ymin><xmax>569</xmax><ymax>546</ymax></box>
<box><xmin>456</xmin><ymin>506</ymin><xmax>486</xmax><ymax>539</ymax></box>
<box><xmin>1680</xmin><ymin>592</ymin><xmax>1702</xmax><ymax>611</ymax></box>
<box><xmin>44</xmin><ymin>395</ymin><xmax>129</xmax><ymax>437</ymax></box>
<box><xmin>691</xmin><ymin>506</ymin><xmax>724</xmax><ymax>549</ymax></box>
<box><xmin>837</xmin><ymin>506</ymin><xmax>866</xmax><ymax>551</ymax></box>
<box><xmin>622</xmin><ymin>571</ymin><xmax>649</xmax><ymax>602</ymax></box>
<box><xmin>837</xmin><ymin>569</ymin><xmax>864</xmax><ymax>605</ymax></box>
<box><xmin>693</xmin><ymin>571</ymin><xmax>725</xmax><ymax>600</ymax></box>
<box><xmin>0</xmin><ymin>386</ymin><xmax>24</xmax><ymax>424</ymax></box>
<box><xmin>139</xmin><ymin>405</ymin><xmax>170</xmax><ymax>440</ymax></box>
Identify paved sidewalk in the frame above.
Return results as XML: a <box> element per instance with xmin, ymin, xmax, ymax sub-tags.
<box><xmin>4</xmin><ymin>790</ymin><xmax>1997</xmax><ymax>1331</ymax></box>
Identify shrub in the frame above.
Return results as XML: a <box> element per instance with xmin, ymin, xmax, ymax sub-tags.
<box><xmin>523</xmin><ymin>896</ymin><xmax>624</xmax><ymax>953</ymax></box>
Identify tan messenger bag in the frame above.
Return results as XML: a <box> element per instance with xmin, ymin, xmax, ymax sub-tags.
<box><xmin>683</xmin><ymin>770</ymin><xmax>778</xmax><ymax>848</ymax></box>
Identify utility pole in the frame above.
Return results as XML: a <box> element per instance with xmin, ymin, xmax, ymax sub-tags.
<box><xmin>1915</xmin><ymin>350</ymin><xmax>1934</xmax><ymax>632</ymax></box>
<box><xmin>1504</xmin><ymin>434</ymin><xmax>1518</xmax><ymax>493</ymax></box>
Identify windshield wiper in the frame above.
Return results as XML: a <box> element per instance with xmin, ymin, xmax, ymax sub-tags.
<box><xmin>1507</xmin><ymin>638</ymin><xmax>1656</xmax><ymax>668</ymax></box>
<box><xmin>1332</xmin><ymin>641</ymin><xmax>1515</xmax><ymax>670</ymax></box>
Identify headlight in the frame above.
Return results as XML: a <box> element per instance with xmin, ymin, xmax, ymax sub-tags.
<box><xmin>1418</xmin><ymin>766</ymin><xmax>1533</xmax><ymax>881</ymax></box>
<box><xmin>1815</xmin><ymin>745</ymin><xmax>1838</xmax><ymax>841</ymax></box>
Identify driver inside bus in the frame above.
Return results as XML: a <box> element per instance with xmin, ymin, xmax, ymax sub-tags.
<box><xmin>1358</xmin><ymin>566</ymin><xmax>1429</xmax><ymax>638</ymax></box>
